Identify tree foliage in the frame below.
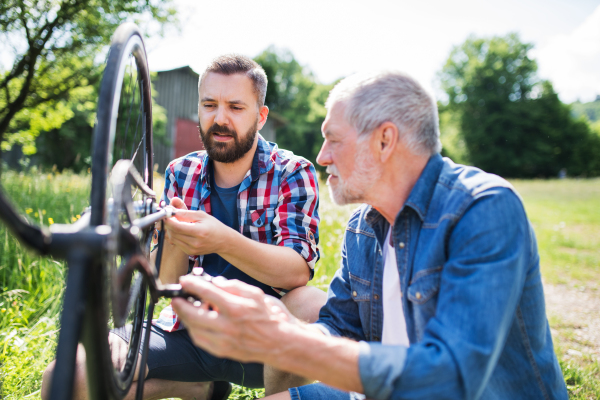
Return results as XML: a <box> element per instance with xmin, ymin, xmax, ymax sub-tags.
<box><xmin>254</xmin><ymin>47</ymin><xmax>333</xmax><ymax>167</ymax></box>
<box><xmin>439</xmin><ymin>33</ymin><xmax>600</xmax><ymax>177</ymax></box>
<box><xmin>0</xmin><ymin>0</ymin><xmax>176</xmax><ymax>158</ymax></box>
<box><xmin>30</xmin><ymin>72</ymin><xmax>167</xmax><ymax>172</ymax></box>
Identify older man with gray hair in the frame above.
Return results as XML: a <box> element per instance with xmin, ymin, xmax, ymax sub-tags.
<box><xmin>172</xmin><ymin>71</ymin><xmax>568</xmax><ymax>400</ymax></box>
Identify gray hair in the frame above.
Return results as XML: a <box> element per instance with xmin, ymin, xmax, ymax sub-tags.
<box><xmin>326</xmin><ymin>71</ymin><xmax>442</xmax><ymax>155</ymax></box>
<box><xmin>200</xmin><ymin>54</ymin><xmax>268</xmax><ymax>107</ymax></box>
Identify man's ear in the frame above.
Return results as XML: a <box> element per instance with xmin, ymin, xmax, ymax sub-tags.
<box><xmin>374</xmin><ymin>122</ymin><xmax>399</xmax><ymax>163</ymax></box>
<box><xmin>257</xmin><ymin>105</ymin><xmax>269</xmax><ymax>130</ymax></box>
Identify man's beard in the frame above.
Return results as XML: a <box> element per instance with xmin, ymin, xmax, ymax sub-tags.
<box><xmin>199</xmin><ymin>119</ymin><xmax>258</xmax><ymax>163</ymax></box>
<box><xmin>326</xmin><ymin>142</ymin><xmax>380</xmax><ymax>205</ymax></box>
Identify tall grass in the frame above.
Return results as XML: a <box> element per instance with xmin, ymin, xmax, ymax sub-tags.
<box><xmin>0</xmin><ymin>169</ymin><xmax>90</xmax><ymax>397</ymax></box>
<box><xmin>0</xmin><ymin>172</ymin><xmax>598</xmax><ymax>399</ymax></box>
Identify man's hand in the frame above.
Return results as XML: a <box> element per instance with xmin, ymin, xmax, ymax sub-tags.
<box><xmin>163</xmin><ymin>204</ymin><xmax>234</xmax><ymax>256</ymax></box>
<box><xmin>171</xmin><ymin>276</ymin><xmax>296</xmax><ymax>364</ymax></box>
<box><xmin>171</xmin><ymin>276</ymin><xmax>364</xmax><ymax>393</ymax></box>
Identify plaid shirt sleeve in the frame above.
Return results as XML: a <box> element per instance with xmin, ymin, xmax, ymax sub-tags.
<box><xmin>274</xmin><ymin>161</ymin><xmax>320</xmax><ymax>274</ymax></box>
<box><xmin>162</xmin><ymin>162</ymin><xmax>179</xmax><ymax>205</ymax></box>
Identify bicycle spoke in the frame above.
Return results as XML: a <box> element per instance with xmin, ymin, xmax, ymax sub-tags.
<box><xmin>121</xmin><ymin>55</ymin><xmax>137</xmax><ymax>161</ymax></box>
<box><xmin>129</xmin><ymin>99</ymin><xmax>143</xmax><ymax>164</ymax></box>
<box><xmin>122</xmin><ymin>74</ymin><xmax>138</xmax><ymax>160</ymax></box>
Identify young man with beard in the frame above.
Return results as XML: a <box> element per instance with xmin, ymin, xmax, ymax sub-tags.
<box><xmin>170</xmin><ymin>71</ymin><xmax>567</xmax><ymax>400</ymax></box>
<box><xmin>41</xmin><ymin>55</ymin><xmax>326</xmax><ymax>400</ymax></box>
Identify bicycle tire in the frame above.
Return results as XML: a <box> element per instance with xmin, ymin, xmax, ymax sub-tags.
<box><xmin>86</xmin><ymin>22</ymin><xmax>153</xmax><ymax>400</ymax></box>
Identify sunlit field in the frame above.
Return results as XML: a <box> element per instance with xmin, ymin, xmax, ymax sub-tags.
<box><xmin>0</xmin><ymin>171</ymin><xmax>598</xmax><ymax>398</ymax></box>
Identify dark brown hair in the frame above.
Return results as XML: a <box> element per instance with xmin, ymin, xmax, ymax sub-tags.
<box><xmin>200</xmin><ymin>54</ymin><xmax>268</xmax><ymax>107</ymax></box>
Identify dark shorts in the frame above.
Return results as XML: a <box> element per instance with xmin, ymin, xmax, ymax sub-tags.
<box><xmin>111</xmin><ymin>323</ymin><xmax>264</xmax><ymax>388</ymax></box>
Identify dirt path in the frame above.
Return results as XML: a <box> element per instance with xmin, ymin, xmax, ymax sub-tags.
<box><xmin>544</xmin><ymin>282</ymin><xmax>600</xmax><ymax>361</ymax></box>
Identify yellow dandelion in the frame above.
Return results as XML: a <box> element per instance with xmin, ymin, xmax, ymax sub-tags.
<box><xmin>34</xmin><ymin>212</ymin><xmax>39</xmax><ymax>218</ymax></box>
<box><xmin>1</xmin><ymin>308</ymin><xmax>5</xmax><ymax>313</ymax></box>
<box><xmin>42</xmin><ymin>210</ymin><xmax>46</xmax><ymax>215</ymax></box>
<box><xmin>48</xmin><ymin>217</ymin><xmax>54</xmax><ymax>225</ymax></box>
<box><xmin>25</xmin><ymin>208</ymin><xmax>33</xmax><ymax>214</ymax></box>
<box><xmin>71</xmin><ymin>216</ymin><xmax>77</xmax><ymax>222</ymax></box>
<box><xmin>76</xmin><ymin>214</ymin><xmax>81</xmax><ymax>219</ymax></box>
<box><xmin>47</xmin><ymin>174</ymin><xmax>52</xmax><ymax>180</ymax></box>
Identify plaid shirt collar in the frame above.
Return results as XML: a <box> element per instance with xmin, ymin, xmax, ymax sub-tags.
<box><xmin>197</xmin><ymin>134</ymin><xmax>274</xmax><ymax>203</ymax></box>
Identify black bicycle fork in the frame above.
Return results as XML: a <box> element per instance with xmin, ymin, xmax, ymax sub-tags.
<box><xmin>48</xmin><ymin>249</ymin><xmax>91</xmax><ymax>400</ymax></box>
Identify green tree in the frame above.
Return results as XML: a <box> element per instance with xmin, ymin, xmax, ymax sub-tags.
<box><xmin>439</xmin><ymin>33</ymin><xmax>600</xmax><ymax>177</ymax></box>
<box><xmin>254</xmin><ymin>47</ymin><xmax>333</xmax><ymax>167</ymax></box>
<box><xmin>31</xmin><ymin>72</ymin><xmax>168</xmax><ymax>172</ymax></box>
<box><xmin>0</xmin><ymin>0</ymin><xmax>176</xmax><ymax>160</ymax></box>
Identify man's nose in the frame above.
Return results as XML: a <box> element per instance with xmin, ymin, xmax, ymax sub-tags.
<box><xmin>214</xmin><ymin>106</ymin><xmax>228</xmax><ymax>126</ymax></box>
<box><xmin>316</xmin><ymin>144</ymin><xmax>331</xmax><ymax>167</ymax></box>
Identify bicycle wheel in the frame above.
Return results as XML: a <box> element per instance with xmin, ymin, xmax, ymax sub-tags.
<box><xmin>85</xmin><ymin>22</ymin><xmax>154</xmax><ymax>400</ymax></box>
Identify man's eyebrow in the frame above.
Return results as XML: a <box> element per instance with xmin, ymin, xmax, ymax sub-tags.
<box><xmin>200</xmin><ymin>97</ymin><xmax>248</xmax><ymax>107</ymax></box>
<box><xmin>227</xmin><ymin>100</ymin><xmax>248</xmax><ymax>106</ymax></box>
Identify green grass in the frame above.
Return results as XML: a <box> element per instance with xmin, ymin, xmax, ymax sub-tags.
<box><xmin>1</xmin><ymin>172</ymin><xmax>599</xmax><ymax>399</ymax></box>
<box><xmin>0</xmin><ymin>169</ymin><xmax>90</xmax><ymax>398</ymax></box>
<box><xmin>512</xmin><ymin>179</ymin><xmax>600</xmax><ymax>286</ymax></box>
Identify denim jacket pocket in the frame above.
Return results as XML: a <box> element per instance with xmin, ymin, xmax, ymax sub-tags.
<box><xmin>349</xmin><ymin>272</ymin><xmax>373</xmax><ymax>340</ymax></box>
<box><xmin>407</xmin><ymin>267</ymin><xmax>442</xmax><ymax>305</ymax></box>
<box><xmin>349</xmin><ymin>273</ymin><xmax>372</xmax><ymax>301</ymax></box>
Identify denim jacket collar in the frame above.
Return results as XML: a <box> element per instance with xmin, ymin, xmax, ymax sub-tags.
<box><xmin>365</xmin><ymin>153</ymin><xmax>445</xmax><ymax>235</ymax></box>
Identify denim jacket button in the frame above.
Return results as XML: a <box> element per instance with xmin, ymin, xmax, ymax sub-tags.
<box><xmin>374</xmin><ymin>294</ymin><xmax>380</xmax><ymax>300</ymax></box>
<box><xmin>398</xmin><ymin>242</ymin><xmax>405</xmax><ymax>249</ymax></box>
<box><xmin>352</xmin><ymin>291</ymin><xmax>358</xmax><ymax>297</ymax></box>
<box><xmin>416</xmin><ymin>291</ymin><xmax>422</xmax><ymax>299</ymax></box>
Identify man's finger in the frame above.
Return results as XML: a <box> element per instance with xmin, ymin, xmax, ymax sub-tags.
<box><xmin>174</xmin><ymin>209</ymin><xmax>211</xmax><ymax>223</ymax></box>
<box><xmin>179</xmin><ymin>275</ymin><xmax>245</xmax><ymax>315</ymax></box>
<box><xmin>163</xmin><ymin>217</ymin><xmax>203</xmax><ymax>237</ymax></box>
<box><xmin>171</xmin><ymin>297</ymin><xmax>225</xmax><ymax>333</ymax></box>
<box><xmin>164</xmin><ymin>228</ymin><xmax>195</xmax><ymax>244</ymax></box>
<box><xmin>211</xmin><ymin>278</ymin><xmax>265</xmax><ymax>300</ymax></box>
<box><xmin>169</xmin><ymin>196</ymin><xmax>188</xmax><ymax>210</ymax></box>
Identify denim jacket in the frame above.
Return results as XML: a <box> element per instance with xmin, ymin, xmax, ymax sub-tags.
<box><xmin>315</xmin><ymin>154</ymin><xmax>567</xmax><ymax>400</ymax></box>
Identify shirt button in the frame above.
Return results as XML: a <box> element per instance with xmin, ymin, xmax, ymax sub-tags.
<box><xmin>416</xmin><ymin>292</ymin><xmax>422</xmax><ymax>299</ymax></box>
<box><xmin>398</xmin><ymin>242</ymin><xmax>405</xmax><ymax>249</ymax></box>
<box><xmin>374</xmin><ymin>294</ymin><xmax>380</xmax><ymax>300</ymax></box>
<box><xmin>352</xmin><ymin>291</ymin><xmax>358</xmax><ymax>297</ymax></box>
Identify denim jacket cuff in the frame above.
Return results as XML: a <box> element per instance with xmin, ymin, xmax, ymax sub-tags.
<box><xmin>358</xmin><ymin>341</ymin><xmax>408</xmax><ymax>400</ymax></box>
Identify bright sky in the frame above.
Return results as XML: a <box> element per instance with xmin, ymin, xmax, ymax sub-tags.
<box><xmin>145</xmin><ymin>0</ymin><xmax>600</xmax><ymax>104</ymax></box>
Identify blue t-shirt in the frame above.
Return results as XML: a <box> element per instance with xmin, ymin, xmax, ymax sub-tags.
<box><xmin>203</xmin><ymin>171</ymin><xmax>279</xmax><ymax>297</ymax></box>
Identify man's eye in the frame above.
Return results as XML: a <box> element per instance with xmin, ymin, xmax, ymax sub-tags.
<box><xmin>203</xmin><ymin>104</ymin><xmax>215</xmax><ymax>108</ymax></box>
<box><xmin>231</xmin><ymin>106</ymin><xmax>242</xmax><ymax>111</ymax></box>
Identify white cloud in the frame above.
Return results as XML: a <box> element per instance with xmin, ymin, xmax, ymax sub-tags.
<box><xmin>534</xmin><ymin>4</ymin><xmax>600</xmax><ymax>103</ymax></box>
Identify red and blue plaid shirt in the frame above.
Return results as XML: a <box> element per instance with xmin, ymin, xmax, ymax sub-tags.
<box><xmin>155</xmin><ymin>135</ymin><xmax>320</xmax><ymax>331</ymax></box>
